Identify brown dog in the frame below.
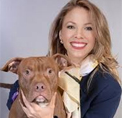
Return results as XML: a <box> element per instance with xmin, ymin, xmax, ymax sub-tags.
<box><xmin>1</xmin><ymin>54</ymin><xmax>71</xmax><ymax>118</ymax></box>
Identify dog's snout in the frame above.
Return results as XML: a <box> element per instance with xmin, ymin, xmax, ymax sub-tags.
<box><xmin>35</xmin><ymin>83</ymin><xmax>46</xmax><ymax>92</ymax></box>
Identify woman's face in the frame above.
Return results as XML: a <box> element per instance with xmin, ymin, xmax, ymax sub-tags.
<box><xmin>59</xmin><ymin>7</ymin><xmax>95</xmax><ymax>63</ymax></box>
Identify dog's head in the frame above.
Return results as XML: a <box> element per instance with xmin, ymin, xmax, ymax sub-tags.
<box><xmin>1</xmin><ymin>54</ymin><xmax>72</xmax><ymax>107</ymax></box>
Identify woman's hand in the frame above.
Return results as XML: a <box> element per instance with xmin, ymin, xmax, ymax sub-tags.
<box><xmin>19</xmin><ymin>90</ymin><xmax>56</xmax><ymax>118</ymax></box>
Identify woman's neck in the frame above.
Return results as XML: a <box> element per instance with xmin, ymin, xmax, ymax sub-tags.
<box><xmin>66</xmin><ymin>55</ymin><xmax>84</xmax><ymax>67</ymax></box>
<box><xmin>70</xmin><ymin>59</ymin><xmax>82</xmax><ymax>67</ymax></box>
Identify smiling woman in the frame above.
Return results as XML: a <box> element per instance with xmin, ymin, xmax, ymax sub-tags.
<box><xmin>59</xmin><ymin>7</ymin><xmax>95</xmax><ymax>65</ymax></box>
<box><xmin>0</xmin><ymin>0</ymin><xmax>122</xmax><ymax>118</ymax></box>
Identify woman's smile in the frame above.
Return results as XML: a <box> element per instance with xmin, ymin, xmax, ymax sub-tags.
<box><xmin>70</xmin><ymin>41</ymin><xmax>87</xmax><ymax>50</ymax></box>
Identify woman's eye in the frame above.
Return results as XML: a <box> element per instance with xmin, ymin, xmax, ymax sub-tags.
<box><xmin>67</xmin><ymin>25</ymin><xmax>75</xmax><ymax>29</ymax></box>
<box><xmin>85</xmin><ymin>26</ymin><xmax>93</xmax><ymax>31</ymax></box>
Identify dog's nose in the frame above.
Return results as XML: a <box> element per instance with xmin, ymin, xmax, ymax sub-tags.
<box><xmin>35</xmin><ymin>83</ymin><xmax>46</xmax><ymax>92</ymax></box>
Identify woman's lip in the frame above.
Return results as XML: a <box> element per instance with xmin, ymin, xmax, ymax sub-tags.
<box><xmin>70</xmin><ymin>42</ymin><xmax>87</xmax><ymax>49</ymax></box>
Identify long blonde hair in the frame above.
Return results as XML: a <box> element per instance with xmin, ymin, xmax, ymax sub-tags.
<box><xmin>48</xmin><ymin>0</ymin><xmax>120</xmax><ymax>83</ymax></box>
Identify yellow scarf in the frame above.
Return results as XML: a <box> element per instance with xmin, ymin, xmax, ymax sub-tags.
<box><xmin>58</xmin><ymin>55</ymin><xmax>98</xmax><ymax>118</ymax></box>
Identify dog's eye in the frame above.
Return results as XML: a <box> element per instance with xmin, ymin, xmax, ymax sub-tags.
<box><xmin>23</xmin><ymin>69</ymin><xmax>34</xmax><ymax>79</ymax></box>
<box><xmin>25</xmin><ymin>69</ymin><xmax>30</xmax><ymax>75</ymax></box>
<box><xmin>47</xmin><ymin>68</ymin><xmax>53</xmax><ymax>74</ymax></box>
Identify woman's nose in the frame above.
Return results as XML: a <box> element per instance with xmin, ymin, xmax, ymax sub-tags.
<box><xmin>75</xmin><ymin>29</ymin><xmax>84</xmax><ymax>39</ymax></box>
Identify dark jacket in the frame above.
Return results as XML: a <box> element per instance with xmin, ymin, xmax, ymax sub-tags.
<box><xmin>7</xmin><ymin>67</ymin><xmax>121</xmax><ymax>118</ymax></box>
<box><xmin>80</xmin><ymin>68</ymin><xmax>121</xmax><ymax>118</ymax></box>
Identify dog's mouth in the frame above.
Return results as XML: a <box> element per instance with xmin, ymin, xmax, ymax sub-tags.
<box><xmin>32</xmin><ymin>95</ymin><xmax>49</xmax><ymax>107</ymax></box>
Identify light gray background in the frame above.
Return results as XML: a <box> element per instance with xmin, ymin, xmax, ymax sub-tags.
<box><xmin>0</xmin><ymin>0</ymin><xmax>122</xmax><ymax>118</ymax></box>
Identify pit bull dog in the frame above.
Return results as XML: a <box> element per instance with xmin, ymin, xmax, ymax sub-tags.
<box><xmin>1</xmin><ymin>54</ymin><xmax>71</xmax><ymax>118</ymax></box>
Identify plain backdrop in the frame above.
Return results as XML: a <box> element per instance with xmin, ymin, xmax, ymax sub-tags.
<box><xmin>0</xmin><ymin>0</ymin><xmax>122</xmax><ymax>118</ymax></box>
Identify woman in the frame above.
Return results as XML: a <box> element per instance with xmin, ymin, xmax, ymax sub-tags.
<box><xmin>7</xmin><ymin>0</ymin><xmax>121</xmax><ymax>118</ymax></box>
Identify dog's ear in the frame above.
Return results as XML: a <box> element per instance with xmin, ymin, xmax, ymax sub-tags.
<box><xmin>1</xmin><ymin>57</ymin><xmax>24</xmax><ymax>74</ymax></box>
<box><xmin>53</xmin><ymin>53</ymin><xmax>72</xmax><ymax>69</ymax></box>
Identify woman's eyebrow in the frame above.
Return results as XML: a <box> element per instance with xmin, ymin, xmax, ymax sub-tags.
<box><xmin>64</xmin><ymin>21</ymin><xmax>76</xmax><ymax>25</ymax></box>
<box><xmin>84</xmin><ymin>23</ymin><xmax>92</xmax><ymax>25</ymax></box>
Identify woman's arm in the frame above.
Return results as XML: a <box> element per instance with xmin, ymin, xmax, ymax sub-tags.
<box><xmin>83</xmin><ymin>78</ymin><xmax>121</xmax><ymax>118</ymax></box>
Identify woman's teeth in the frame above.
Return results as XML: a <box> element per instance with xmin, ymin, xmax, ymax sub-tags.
<box><xmin>71</xmin><ymin>42</ymin><xmax>86</xmax><ymax>48</ymax></box>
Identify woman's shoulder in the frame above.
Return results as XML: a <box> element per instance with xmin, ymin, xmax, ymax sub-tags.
<box><xmin>81</xmin><ymin>68</ymin><xmax>121</xmax><ymax>118</ymax></box>
<box><xmin>89</xmin><ymin>68</ymin><xmax>121</xmax><ymax>94</ymax></box>
<box><xmin>94</xmin><ymin>68</ymin><xmax>120</xmax><ymax>86</ymax></box>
